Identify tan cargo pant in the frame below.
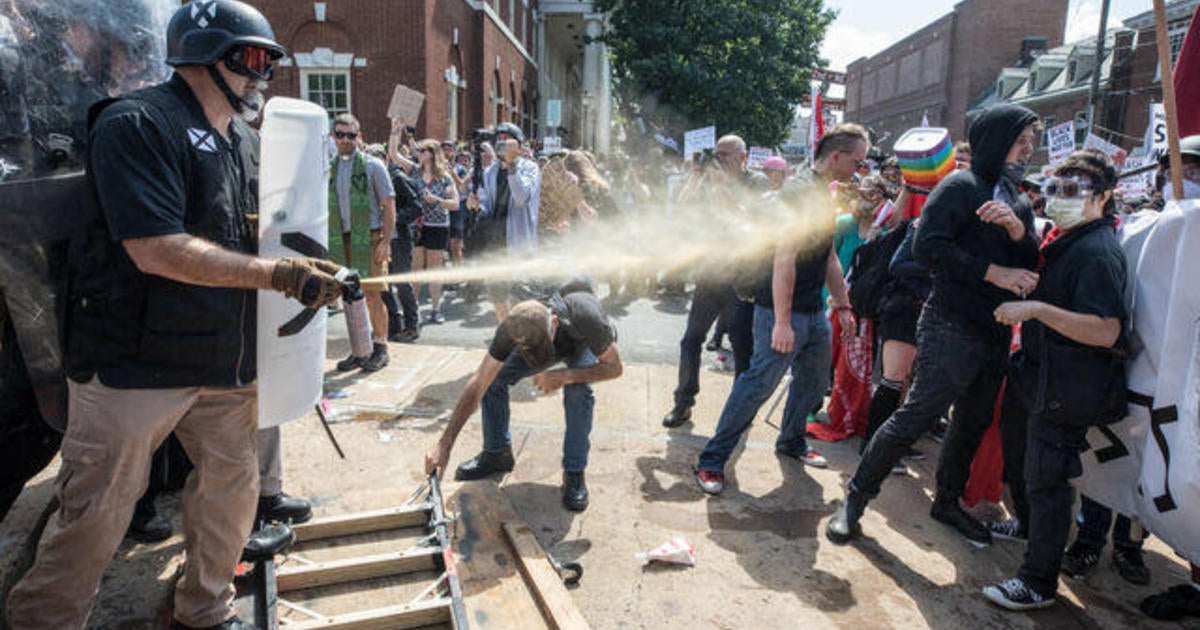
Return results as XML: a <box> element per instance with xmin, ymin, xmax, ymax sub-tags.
<box><xmin>5</xmin><ymin>378</ymin><xmax>259</xmax><ymax>629</ymax></box>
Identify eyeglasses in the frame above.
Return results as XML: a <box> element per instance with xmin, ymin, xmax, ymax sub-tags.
<box><xmin>334</xmin><ymin>131</ymin><xmax>358</xmax><ymax>140</ymax></box>
<box><xmin>1043</xmin><ymin>176</ymin><xmax>1094</xmax><ymax>199</ymax></box>
<box><xmin>223</xmin><ymin>45</ymin><xmax>275</xmax><ymax>81</ymax></box>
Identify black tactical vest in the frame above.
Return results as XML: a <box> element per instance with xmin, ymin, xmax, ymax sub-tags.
<box><xmin>65</xmin><ymin>75</ymin><xmax>259</xmax><ymax>388</ymax></box>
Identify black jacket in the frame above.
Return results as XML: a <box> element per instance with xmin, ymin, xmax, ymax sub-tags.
<box><xmin>914</xmin><ymin>104</ymin><xmax>1040</xmax><ymax>343</ymax></box>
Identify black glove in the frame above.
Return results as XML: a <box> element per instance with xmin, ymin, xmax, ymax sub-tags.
<box><xmin>271</xmin><ymin>258</ymin><xmax>343</xmax><ymax>308</ymax></box>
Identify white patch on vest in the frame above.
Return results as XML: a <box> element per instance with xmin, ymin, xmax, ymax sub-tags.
<box><xmin>187</xmin><ymin>128</ymin><xmax>217</xmax><ymax>153</ymax></box>
<box><xmin>191</xmin><ymin>0</ymin><xmax>217</xmax><ymax>28</ymax></box>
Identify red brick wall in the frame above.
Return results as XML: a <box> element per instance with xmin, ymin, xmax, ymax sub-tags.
<box><xmin>947</xmin><ymin>0</ymin><xmax>1069</xmax><ymax>138</ymax></box>
<box><xmin>254</xmin><ymin>0</ymin><xmax>537</xmax><ymax>145</ymax></box>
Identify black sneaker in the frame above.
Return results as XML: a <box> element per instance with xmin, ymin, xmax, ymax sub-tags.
<box><xmin>982</xmin><ymin>577</ymin><xmax>1055</xmax><ymax>611</ymax></box>
<box><xmin>986</xmin><ymin>518</ymin><xmax>1027</xmax><ymax>542</ymax></box>
<box><xmin>335</xmin><ymin>354</ymin><xmax>363</xmax><ymax>372</ymax></box>
<box><xmin>662</xmin><ymin>405</ymin><xmax>692</xmax><ymax>428</ymax></box>
<box><xmin>1141</xmin><ymin>584</ymin><xmax>1200</xmax><ymax>621</ymax></box>
<box><xmin>1112</xmin><ymin>547</ymin><xmax>1151</xmax><ymax>586</ymax></box>
<box><xmin>360</xmin><ymin>342</ymin><xmax>389</xmax><ymax>372</ymax></box>
<box><xmin>930</xmin><ymin>418</ymin><xmax>948</xmax><ymax>443</ymax></box>
<box><xmin>1060</xmin><ymin>541</ymin><xmax>1101</xmax><ymax>579</ymax></box>
<box><xmin>930</xmin><ymin>498</ymin><xmax>991</xmax><ymax>548</ymax></box>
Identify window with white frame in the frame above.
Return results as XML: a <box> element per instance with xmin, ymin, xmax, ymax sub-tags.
<box><xmin>1169</xmin><ymin>24</ymin><xmax>1186</xmax><ymax>63</ymax></box>
<box><xmin>302</xmin><ymin>70</ymin><xmax>351</xmax><ymax>117</ymax></box>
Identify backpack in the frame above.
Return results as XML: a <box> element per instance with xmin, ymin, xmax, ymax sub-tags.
<box><xmin>388</xmin><ymin>165</ymin><xmax>423</xmax><ymax>224</ymax></box>
<box><xmin>847</xmin><ymin>220</ymin><xmax>911</xmax><ymax>320</ymax></box>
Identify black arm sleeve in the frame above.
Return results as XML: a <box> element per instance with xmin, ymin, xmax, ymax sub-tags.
<box><xmin>89</xmin><ymin>105</ymin><xmax>187</xmax><ymax>241</ymax></box>
<box><xmin>1012</xmin><ymin>203</ymin><xmax>1041</xmax><ymax>270</ymax></box>
<box><xmin>913</xmin><ymin>181</ymin><xmax>991</xmax><ymax>283</ymax></box>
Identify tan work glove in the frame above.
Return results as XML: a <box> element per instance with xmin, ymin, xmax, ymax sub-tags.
<box><xmin>271</xmin><ymin>258</ymin><xmax>344</xmax><ymax>308</ymax></box>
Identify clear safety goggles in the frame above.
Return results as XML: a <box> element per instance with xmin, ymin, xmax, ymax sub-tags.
<box><xmin>1043</xmin><ymin>175</ymin><xmax>1094</xmax><ymax>200</ymax></box>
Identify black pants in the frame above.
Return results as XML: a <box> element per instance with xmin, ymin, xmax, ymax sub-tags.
<box><xmin>852</xmin><ymin>305</ymin><xmax>1008</xmax><ymax>502</ymax></box>
<box><xmin>672</xmin><ymin>284</ymin><xmax>752</xmax><ymax>409</ymax></box>
<box><xmin>0</xmin><ymin>317</ymin><xmax>61</xmax><ymax>523</ymax></box>
<box><xmin>997</xmin><ymin>379</ymin><xmax>1031</xmax><ymax>527</ymax></box>
<box><xmin>1018</xmin><ymin>418</ymin><xmax>1088</xmax><ymax>597</ymax></box>
<box><xmin>382</xmin><ymin>234</ymin><xmax>419</xmax><ymax>331</ymax></box>
<box><xmin>1076</xmin><ymin>494</ymin><xmax>1143</xmax><ymax>551</ymax></box>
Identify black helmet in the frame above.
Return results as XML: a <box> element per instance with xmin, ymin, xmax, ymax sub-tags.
<box><xmin>166</xmin><ymin>0</ymin><xmax>286</xmax><ymax>67</ymax></box>
<box><xmin>494</xmin><ymin>122</ymin><xmax>524</xmax><ymax>143</ymax></box>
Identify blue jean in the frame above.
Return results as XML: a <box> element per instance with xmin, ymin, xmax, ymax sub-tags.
<box><xmin>481</xmin><ymin>348</ymin><xmax>597</xmax><ymax>471</ymax></box>
<box><xmin>697</xmin><ymin>306</ymin><xmax>831</xmax><ymax>472</ymax></box>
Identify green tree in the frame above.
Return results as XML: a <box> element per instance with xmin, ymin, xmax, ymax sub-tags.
<box><xmin>595</xmin><ymin>0</ymin><xmax>835</xmax><ymax>148</ymax></box>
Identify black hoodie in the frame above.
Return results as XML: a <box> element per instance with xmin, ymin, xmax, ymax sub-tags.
<box><xmin>913</xmin><ymin>104</ymin><xmax>1041</xmax><ymax>343</ymax></box>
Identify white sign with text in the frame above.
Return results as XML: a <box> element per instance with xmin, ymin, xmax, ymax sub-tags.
<box><xmin>683</xmin><ymin>126</ymin><xmax>717</xmax><ymax>161</ymax></box>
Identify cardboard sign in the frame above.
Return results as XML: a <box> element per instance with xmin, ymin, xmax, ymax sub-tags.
<box><xmin>1115</xmin><ymin>155</ymin><xmax>1153</xmax><ymax>198</ymax></box>
<box><xmin>387</xmin><ymin>84</ymin><xmax>425</xmax><ymax>123</ymax></box>
<box><xmin>1046</xmin><ymin>121</ymin><xmax>1076</xmax><ymax>165</ymax></box>
<box><xmin>1082</xmin><ymin>133</ymin><xmax>1128</xmax><ymax>169</ymax></box>
<box><xmin>542</xmin><ymin>136</ymin><xmax>563</xmax><ymax>154</ymax></box>
<box><xmin>747</xmin><ymin>146</ymin><xmax>773</xmax><ymax>169</ymax></box>
<box><xmin>683</xmin><ymin>126</ymin><xmax>716</xmax><ymax>161</ymax></box>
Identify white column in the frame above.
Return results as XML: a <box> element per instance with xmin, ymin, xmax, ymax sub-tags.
<box><xmin>596</xmin><ymin>41</ymin><xmax>612</xmax><ymax>155</ymax></box>
<box><xmin>535</xmin><ymin>11</ymin><xmax>547</xmax><ymax>139</ymax></box>
<box><xmin>582</xmin><ymin>14</ymin><xmax>604</xmax><ymax>151</ymax></box>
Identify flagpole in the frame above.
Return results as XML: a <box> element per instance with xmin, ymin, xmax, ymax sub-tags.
<box><xmin>1154</xmin><ymin>0</ymin><xmax>1185</xmax><ymax>199</ymax></box>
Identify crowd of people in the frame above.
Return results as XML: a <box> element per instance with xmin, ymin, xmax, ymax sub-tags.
<box><xmin>2</xmin><ymin>1</ymin><xmax>1199</xmax><ymax>628</ymax></box>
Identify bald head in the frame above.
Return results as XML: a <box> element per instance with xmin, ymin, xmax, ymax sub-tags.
<box><xmin>716</xmin><ymin>134</ymin><xmax>747</xmax><ymax>174</ymax></box>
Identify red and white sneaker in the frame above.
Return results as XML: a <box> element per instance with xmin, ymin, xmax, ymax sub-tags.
<box><xmin>695</xmin><ymin>469</ymin><xmax>725</xmax><ymax>495</ymax></box>
<box><xmin>799</xmin><ymin>446</ymin><xmax>828</xmax><ymax>468</ymax></box>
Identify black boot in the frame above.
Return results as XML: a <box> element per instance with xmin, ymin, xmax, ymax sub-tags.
<box><xmin>455</xmin><ymin>448</ymin><xmax>516</xmax><ymax>480</ymax></box>
<box><xmin>562</xmin><ymin>471</ymin><xmax>589</xmax><ymax>512</ymax></box>
<box><xmin>257</xmin><ymin>493</ymin><xmax>313</xmax><ymax>524</ymax></box>
<box><xmin>862</xmin><ymin>380</ymin><xmax>902</xmax><ymax>454</ymax></box>
<box><xmin>662</xmin><ymin>405</ymin><xmax>692</xmax><ymax>428</ymax></box>
<box><xmin>361</xmin><ymin>342</ymin><xmax>390</xmax><ymax>372</ymax></box>
<box><xmin>335</xmin><ymin>354</ymin><xmax>363</xmax><ymax>372</ymax></box>
<box><xmin>241</xmin><ymin>522</ymin><xmax>295</xmax><ymax>563</ymax></box>
<box><xmin>127</xmin><ymin>496</ymin><xmax>173</xmax><ymax>543</ymax></box>
<box><xmin>825</xmin><ymin>490</ymin><xmax>868</xmax><ymax>544</ymax></box>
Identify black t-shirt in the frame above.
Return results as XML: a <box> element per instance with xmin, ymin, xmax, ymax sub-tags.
<box><xmin>754</xmin><ymin>179</ymin><xmax>834</xmax><ymax>314</ymax></box>
<box><xmin>1023</xmin><ymin>217</ymin><xmax>1126</xmax><ymax>359</ymax></box>
<box><xmin>489</xmin><ymin>292</ymin><xmax>617</xmax><ymax>364</ymax></box>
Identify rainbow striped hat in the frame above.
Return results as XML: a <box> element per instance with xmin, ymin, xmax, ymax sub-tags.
<box><xmin>894</xmin><ymin>128</ymin><xmax>955</xmax><ymax>190</ymax></box>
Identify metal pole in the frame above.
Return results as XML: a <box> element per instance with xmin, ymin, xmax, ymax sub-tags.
<box><xmin>1086</xmin><ymin>0</ymin><xmax>1112</xmax><ymax>138</ymax></box>
<box><xmin>1154</xmin><ymin>0</ymin><xmax>1186</xmax><ymax>199</ymax></box>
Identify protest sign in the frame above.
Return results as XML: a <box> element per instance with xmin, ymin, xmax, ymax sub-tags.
<box><xmin>1082</xmin><ymin>133</ymin><xmax>1128</xmax><ymax>169</ymax></box>
<box><xmin>387</xmin><ymin>84</ymin><xmax>425</xmax><ymax>123</ymax></box>
<box><xmin>747</xmin><ymin>146</ymin><xmax>773</xmax><ymax>169</ymax></box>
<box><xmin>542</xmin><ymin>136</ymin><xmax>563</xmax><ymax>154</ymax></box>
<box><xmin>683</xmin><ymin>126</ymin><xmax>716</xmax><ymax>160</ymax></box>
<box><xmin>1145</xmin><ymin>102</ymin><xmax>1168</xmax><ymax>161</ymax></box>
<box><xmin>1046</xmin><ymin>121</ymin><xmax>1076</xmax><ymax>165</ymax></box>
<box><xmin>1115</xmin><ymin>155</ymin><xmax>1153</xmax><ymax>198</ymax></box>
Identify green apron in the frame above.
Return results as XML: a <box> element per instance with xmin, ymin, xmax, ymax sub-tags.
<box><xmin>329</xmin><ymin>152</ymin><xmax>373</xmax><ymax>271</ymax></box>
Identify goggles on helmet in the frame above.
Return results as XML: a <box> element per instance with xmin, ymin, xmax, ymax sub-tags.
<box><xmin>223</xmin><ymin>45</ymin><xmax>276</xmax><ymax>80</ymax></box>
<box><xmin>1043</xmin><ymin>175</ymin><xmax>1094</xmax><ymax>200</ymax></box>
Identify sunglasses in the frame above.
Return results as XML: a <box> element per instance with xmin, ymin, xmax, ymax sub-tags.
<box><xmin>1043</xmin><ymin>176</ymin><xmax>1094</xmax><ymax>199</ymax></box>
<box><xmin>223</xmin><ymin>45</ymin><xmax>275</xmax><ymax>81</ymax></box>
<box><xmin>334</xmin><ymin>131</ymin><xmax>358</xmax><ymax>140</ymax></box>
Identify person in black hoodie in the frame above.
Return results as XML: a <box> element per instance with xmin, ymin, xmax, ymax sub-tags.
<box><xmin>827</xmin><ymin>104</ymin><xmax>1041</xmax><ymax>548</ymax></box>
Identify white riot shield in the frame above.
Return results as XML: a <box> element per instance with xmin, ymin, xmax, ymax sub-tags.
<box><xmin>257</xmin><ymin>97</ymin><xmax>330</xmax><ymax>428</ymax></box>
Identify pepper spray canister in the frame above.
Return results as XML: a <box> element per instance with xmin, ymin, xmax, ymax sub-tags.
<box><xmin>336</xmin><ymin>268</ymin><xmax>373</xmax><ymax>359</ymax></box>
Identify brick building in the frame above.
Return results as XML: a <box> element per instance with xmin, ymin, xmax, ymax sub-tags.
<box><xmin>843</xmin><ymin>0</ymin><xmax>1068</xmax><ymax>150</ymax></box>
<box><xmin>252</xmin><ymin>0</ymin><xmax>539</xmax><ymax>146</ymax></box>
<box><xmin>970</xmin><ymin>0</ymin><xmax>1198</xmax><ymax>163</ymax></box>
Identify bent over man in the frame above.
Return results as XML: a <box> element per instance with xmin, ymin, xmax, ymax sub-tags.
<box><xmin>426</xmin><ymin>290</ymin><xmax>622</xmax><ymax>512</ymax></box>
<box><xmin>6</xmin><ymin>3</ymin><xmax>343</xmax><ymax>628</ymax></box>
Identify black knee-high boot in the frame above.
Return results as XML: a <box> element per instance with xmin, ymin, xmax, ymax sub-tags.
<box><xmin>862</xmin><ymin>378</ymin><xmax>904</xmax><ymax>454</ymax></box>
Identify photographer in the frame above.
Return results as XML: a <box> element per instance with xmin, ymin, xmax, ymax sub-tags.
<box><xmin>469</xmin><ymin>123</ymin><xmax>540</xmax><ymax>321</ymax></box>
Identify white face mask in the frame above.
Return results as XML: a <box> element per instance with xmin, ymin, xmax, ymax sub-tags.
<box><xmin>1045</xmin><ymin>196</ymin><xmax>1088</xmax><ymax>230</ymax></box>
<box><xmin>1164</xmin><ymin>180</ymin><xmax>1200</xmax><ymax>201</ymax></box>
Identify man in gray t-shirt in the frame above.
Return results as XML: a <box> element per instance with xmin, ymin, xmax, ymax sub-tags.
<box><xmin>335</xmin><ymin>149</ymin><xmax>394</xmax><ymax>232</ymax></box>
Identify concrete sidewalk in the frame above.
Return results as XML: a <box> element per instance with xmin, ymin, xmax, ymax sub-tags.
<box><xmin>1</xmin><ymin>340</ymin><xmax>1193</xmax><ymax>629</ymax></box>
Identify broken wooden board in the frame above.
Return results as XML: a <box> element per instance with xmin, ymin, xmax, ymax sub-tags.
<box><xmin>449</xmin><ymin>480</ymin><xmax>588</xmax><ymax>629</ymax></box>
<box><xmin>502</xmin><ymin>521</ymin><xmax>590</xmax><ymax>630</ymax></box>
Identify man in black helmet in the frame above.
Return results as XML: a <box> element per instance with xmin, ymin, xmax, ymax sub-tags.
<box><xmin>5</xmin><ymin>2</ymin><xmax>342</xmax><ymax>629</ymax></box>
